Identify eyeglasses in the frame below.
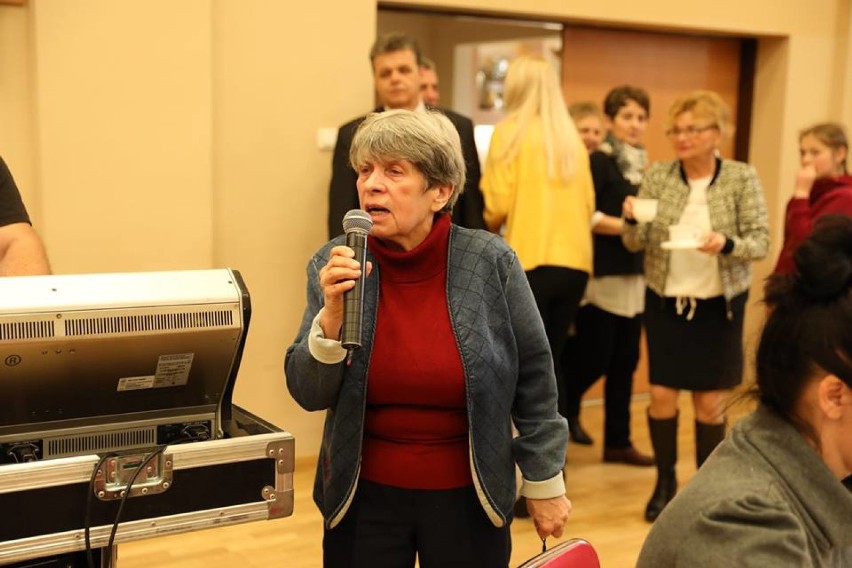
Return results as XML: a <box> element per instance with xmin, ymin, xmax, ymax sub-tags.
<box><xmin>666</xmin><ymin>125</ymin><xmax>717</xmax><ymax>138</ymax></box>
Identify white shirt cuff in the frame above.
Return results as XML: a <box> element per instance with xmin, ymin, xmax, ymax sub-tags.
<box><xmin>519</xmin><ymin>472</ymin><xmax>566</xmax><ymax>500</ymax></box>
<box><xmin>308</xmin><ymin>309</ymin><xmax>347</xmax><ymax>364</ymax></box>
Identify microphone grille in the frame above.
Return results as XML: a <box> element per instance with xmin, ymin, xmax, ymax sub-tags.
<box><xmin>342</xmin><ymin>209</ymin><xmax>373</xmax><ymax>234</ymax></box>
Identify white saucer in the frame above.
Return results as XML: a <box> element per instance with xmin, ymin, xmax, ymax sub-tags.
<box><xmin>661</xmin><ymin>239</ymin><xmax>701</xmax><ymax>250</ymax></box>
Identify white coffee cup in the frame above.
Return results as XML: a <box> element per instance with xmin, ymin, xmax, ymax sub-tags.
<box><xmin>668</xmin><ymin>224</ymin><xmax>702</xmax><ymax>243</ymax></box>
<box><xmin>632</xmin><ymin>198</ymin><xmax>658</xmax><ymax>223</ymax></box>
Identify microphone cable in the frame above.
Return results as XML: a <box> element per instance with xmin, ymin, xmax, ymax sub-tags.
<box><xmin>86</xmin><ymin>452</ymin><xmax>116</xmax><ymax>568</ymax></box>
<box><xmin>85</xmin><ymin>445</ymin><xmax>167</xmax><ymax>568</ymax></box>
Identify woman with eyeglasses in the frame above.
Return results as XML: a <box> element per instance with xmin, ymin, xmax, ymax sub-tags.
<box><xmin>621</xmin><ymin>90</ymin><xmax>770</xmax><ymax>522</ymax></box>
<box><xmin>773</xmin><ymin>122</ymin><xmax>852</xmax><ymax>274</ymax></box>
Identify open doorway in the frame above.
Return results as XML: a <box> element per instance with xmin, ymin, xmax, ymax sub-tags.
<box><xmin>378</xmin><ymin>9</ymin><xmax>562</xmax><ymax>115</ymax></box>
<box><xmin>377</xmin><ymin>6</ymin><xmax>756</xmax><ymax>399</ymax></box>
<box><xmin>378</xmin><ymin>9</ymin><xmax>563</xmax><ymax>164</ymax></box>
<box><xmin>378</xmin><ymin>6</ymin><xmax>754</xmax><ymax>162</ymax></box>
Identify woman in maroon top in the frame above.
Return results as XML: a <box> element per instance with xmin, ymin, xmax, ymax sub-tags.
<box><xmin>287</xmin><ymin>109</ymin><xmax>571</xmax><ymax>568</ymax></box>
<box><xmin>774</xmin><ymin>122</ymin><xmax>852</xmax><ymax>274</ymax></box>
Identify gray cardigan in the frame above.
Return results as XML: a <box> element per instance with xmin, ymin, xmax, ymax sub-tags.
<box><xmin>285</xmin><ymin>225</ymin><xmax>568</xmax><ymax>528</ymax></box>
<box><xmin>637</xmin><ymin>405</ymin><xmax>852</xmax><ymax>567</ymax></box>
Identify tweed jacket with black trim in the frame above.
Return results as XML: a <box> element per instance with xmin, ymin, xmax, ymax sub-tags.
<box><xmin>622</xmin><ymin>158</ymin><xmax>770</xmax><ymax>310</ymax></box>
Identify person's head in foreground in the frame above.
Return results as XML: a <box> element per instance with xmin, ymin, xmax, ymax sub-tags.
<box><xmin>759</xmin><ymin>214</ymin><xmax>852</xmax><ymax>480</ymax></box>
<box><xmin>349</xmin><ymin>109</ymin><xmax>464</xmax><ymax>251</ymax></box>
<box><xmin>637</xmin><ymin>214</ymin><xmax>852</xmax><ymax>567</ymax></box>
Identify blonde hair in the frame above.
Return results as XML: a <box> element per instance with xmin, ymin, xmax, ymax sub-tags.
<box><xmin>499</xmin><ymin>55</ymin><xmax>579</xmax><ymax>181</ymax></box>
<box><xmin>666</xmin><ymin>90</ymin><xmax>733</xmax><ymax>139</ymax></box>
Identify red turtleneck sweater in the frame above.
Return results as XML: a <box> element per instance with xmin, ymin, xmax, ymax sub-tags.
<box><xmin>359</xmin><ymin>214</ymin><xmax>472</xmax><ymax>489</ymax></box>
<box><xmin>774</xmin><ymin>175</ymin><xmax>852</xmax><ymax>274</ymax></box>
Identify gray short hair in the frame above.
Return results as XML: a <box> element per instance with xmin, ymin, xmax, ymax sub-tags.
<box><xmin>349</xmin><ymin>110</ymin><xmax>465</xmax><ymax>211</ymax></box>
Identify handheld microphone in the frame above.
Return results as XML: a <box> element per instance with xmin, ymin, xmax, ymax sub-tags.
<box><xmin>341</xmin><ymin>209</ymin><xmax>373</xmax><ymax>350</ymax></box>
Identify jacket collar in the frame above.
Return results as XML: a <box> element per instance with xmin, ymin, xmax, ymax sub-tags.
<box><xmin>678</xmin><ymin>156</ymin><xmax>722</xmax><ymax>186</ymax></box>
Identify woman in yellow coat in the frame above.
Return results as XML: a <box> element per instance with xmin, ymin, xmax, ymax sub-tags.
<box><xmin>482</xmin><ymin>54</ymin><xmax>595</xmax><ymax>428</ymax></box>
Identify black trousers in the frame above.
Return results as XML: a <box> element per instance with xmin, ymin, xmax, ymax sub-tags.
<box><xmin>561</xmin><ymin>304</ymin><xmax>641</xmax><ymax>448</ymax></box>
<box><xmin>323</xmin><ymin>480</ymin><xmax>512</xmax><ymax>568</ymax></box>
<box><xmin>524</xmin><ymin>266</ymin><xmax>589</xmax><ymax>419</ymax></box>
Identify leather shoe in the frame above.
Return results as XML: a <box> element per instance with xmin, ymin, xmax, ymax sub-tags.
<box><xmin>568</xmin><ymin>417</ymin><xmax>594</xmax><ymax>445</ymax></box>
<box><xmin>603</xmin><ymin>446</ymin><xmax>655</xmax><ymax>467</ymax></box>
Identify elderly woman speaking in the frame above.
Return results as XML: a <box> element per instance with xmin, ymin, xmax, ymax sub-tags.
<box><xmin>285</xmin><ymin>109</ymin><xmax>570</xmax><ymax>568</ymax></box>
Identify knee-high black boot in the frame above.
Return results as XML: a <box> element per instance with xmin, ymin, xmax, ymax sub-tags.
<box><xmin>645</xmin><ymin>412</ymin><xmax>678</xmax><ymax>522</ymax></box>
<box><xmin>695</xmin><ymin>420</ymin><xmax>726</xmax><ymax>468</ymax></box>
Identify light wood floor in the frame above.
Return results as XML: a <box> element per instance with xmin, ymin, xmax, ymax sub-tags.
<box><xmin>117</xmin><ymin>394</ymin><xmax>751</xmax><ymax>567</ymax></box>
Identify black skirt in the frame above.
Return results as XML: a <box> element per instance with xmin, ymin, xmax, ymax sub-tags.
<box><xmin>643</xmin><ymin>288</ymin><xmax>748</xmax><ymax>391</ymax></box>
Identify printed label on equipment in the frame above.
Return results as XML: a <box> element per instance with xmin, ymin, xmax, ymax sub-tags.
<box><xmin>117</xmin><ymin>375</ymin><xmax>156</xmax><ymax>391</ymax></box>
<box><xmin>154</xmin><ymin>353</ymin><xmax>194</xmax><ymax>387</ymax></box>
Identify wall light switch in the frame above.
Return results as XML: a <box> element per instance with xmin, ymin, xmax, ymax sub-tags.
<box><xmin>317</xmin><ymin>128</ymin><xmax>338</xmax><ymax>151</ymax></box>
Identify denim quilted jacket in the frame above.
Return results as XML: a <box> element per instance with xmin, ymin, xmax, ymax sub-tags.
<box><xmin>285</xmin><ymin>225</ymin><xmax>568</xmax><ymax>528</ymax></box>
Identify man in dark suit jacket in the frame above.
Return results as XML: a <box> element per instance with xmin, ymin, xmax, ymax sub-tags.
<box><xmin>327</xmin><ymin>33</ymin><xmax>485</xmax><ymax>239</ymax></box>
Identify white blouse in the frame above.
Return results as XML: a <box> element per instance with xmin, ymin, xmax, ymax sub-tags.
<box><xmin>664</xmin><ymin>175</ymin><xmax>723</xmax><ymax>300</ymax></box>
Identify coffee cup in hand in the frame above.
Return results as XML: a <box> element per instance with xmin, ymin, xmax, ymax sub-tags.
<box><xmin>632</xmin><ymin>198</ymin><xmax>658</xmax><ymax>223</ymax></box>
<box><xmin>668</xmin><ymin>224</ymin><xmax>702</xmax><ymax>243</ymax></box>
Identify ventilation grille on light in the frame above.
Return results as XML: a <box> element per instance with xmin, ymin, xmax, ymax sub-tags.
<box><xmin>0</xmin><ymin>320</ymin><xmax>56</xmax><ymax>341</ymax></box>
<box><xmin>45</xmin><ymin>427</ymin><xmax>156</xmax><ymax>458</ymax></box>
<box><xmin>65</xmin><ymin>310</ymin><xmax>234</xmax><ymax>337</ymax></box>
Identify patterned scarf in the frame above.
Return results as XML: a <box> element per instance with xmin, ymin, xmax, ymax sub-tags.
<box><xmin>599</xmin><ymin>133</ymin><xmax>648</xmax><ymax>186</ymax></box>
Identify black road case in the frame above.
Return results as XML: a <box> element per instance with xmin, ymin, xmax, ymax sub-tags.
<box><xmin>0</xmin><ymin>406</ymin><xmax>294</xmax><ymax>566</ymax></box>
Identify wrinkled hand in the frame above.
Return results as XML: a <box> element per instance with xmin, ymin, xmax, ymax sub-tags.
<box><xmin>793</xmin><ymin>165</ymin><xmax>816</xmax><ymax>199</ymax></box>
<box><xmin>622</xmin><ymin>195</ymin><xmax>636</xmax><ymax>220</ymax></box>
<box><xmin>526</xmin><ymin>495</ymin><xmax>573</xmax><ymax>540</ymax></box>
<box><xmin>698</xmin><ymin>231</ymin><xmax>726</xmax><ymax>255</ymax></box>
<box><xmin>317</xmin><ymin>246</ymin><xmax>372</xmax><ymax>340</ymax></box>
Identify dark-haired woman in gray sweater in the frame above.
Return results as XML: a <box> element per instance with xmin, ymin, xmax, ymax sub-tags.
<box><xmin>637</xmin><ymin>214</ymin><xmax>852</xmax><ymax>567</ymax></box>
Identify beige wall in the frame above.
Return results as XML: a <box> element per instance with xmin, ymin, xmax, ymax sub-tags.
<box><xmin>0</xmin><ymin>0</ymin><xmax>850</xmax><ymax>457</ymax></box>
<box><xmin>31</xmin><ymin>1</ymin><xmax>215</xmax><ymax>273</ymax></box>
<box><xmin>210</xmin><ymin>0</ymin><xmax>375</xmax><ymax>444</ymax></box>
<box><xmin>841</xmin><ymin>1</ymin><xmax>852</xmax><ymax>126</ymax></box>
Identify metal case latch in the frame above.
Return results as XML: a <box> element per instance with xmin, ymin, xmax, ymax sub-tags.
<box><xmin>93</xmin><ymin>452</ymin><xmax>174</xmax><ymax>501</ymax></box>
